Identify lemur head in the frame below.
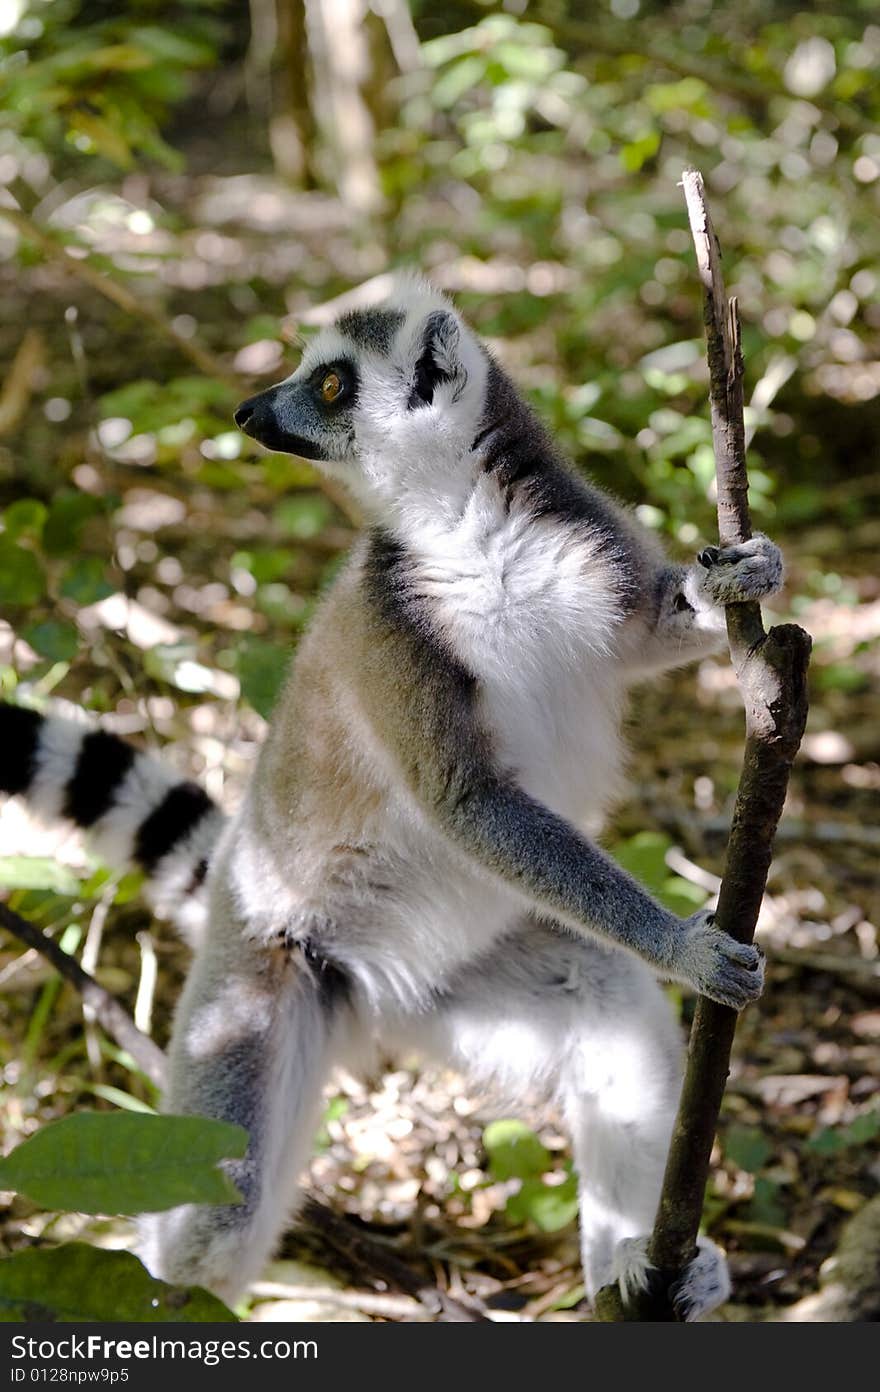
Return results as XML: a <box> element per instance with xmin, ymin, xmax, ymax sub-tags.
<box><xmin>234</xmin><ymin>275</ymin><xmax>489</xmax><ymax>509</ymax></box>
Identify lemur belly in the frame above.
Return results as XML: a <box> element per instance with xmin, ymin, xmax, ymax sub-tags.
<box><xmin>226</xmin><ymin>795</ymin><xmax>522</xmax><ymax>1010</ymax></box>
<box><xmin>480</xmin><ymin>664</ymin><xmax>626</xmax><ymax>828</ymax></box>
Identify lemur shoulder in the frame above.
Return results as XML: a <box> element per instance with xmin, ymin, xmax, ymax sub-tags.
<box><xmin>0</xmin><ymin>274</ymin><xmax>783</xmax><ymax>1319</ymax></box>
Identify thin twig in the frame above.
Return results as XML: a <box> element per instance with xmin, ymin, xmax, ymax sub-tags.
<box><xmin>650</xmin><ymin>170</ymin><xmax>812</xmax><ymax>1302</ymax></box>
<box><xmin>299</xmin><ymin>1197</ymin><xmax>490</xmax><ymax>1322</ymax></box>
<box><xmin>0</xmin><ymin>329</ymin><xmax>44</xmax><ymax>436</ymax></box>
<box><xmin>596</xmin><ymin>169</ymin><xmax>811</xmax><ymax>1321</ymax></box>
<box><xmin>0</xmin><ymin>902</ymin><xmax>166</xmax><ymax>1087</ymax></box>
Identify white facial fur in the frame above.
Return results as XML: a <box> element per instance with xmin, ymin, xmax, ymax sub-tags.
<box><xmin>284</xmin><ymin>276</ymin><xmax>490</xmax><ymax>519</ymax></box>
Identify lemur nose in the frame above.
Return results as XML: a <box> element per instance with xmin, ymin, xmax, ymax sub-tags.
<box><xmin>234</xmin><ymin>397</ymin><xmax>257</xmax><ymax>428</ymax></box>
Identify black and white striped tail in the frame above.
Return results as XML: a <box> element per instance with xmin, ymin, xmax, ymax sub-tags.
<box><xmin>0</xmin><ymin>702</ymin><xmax>225</xmax><ymax>942</ymax></box>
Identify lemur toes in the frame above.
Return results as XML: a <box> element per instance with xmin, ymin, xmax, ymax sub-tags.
<box><xmin>610</xmin><ymin>1234</ymin><xmax>731</xmax><ymax>1321</ymax></box>
<box><xmin>669</xmin><ymin>1236</ymin><xmax>731</xmax><ymax>1321</ymax></box>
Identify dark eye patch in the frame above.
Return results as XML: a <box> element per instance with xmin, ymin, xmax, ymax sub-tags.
<box><xmin>309</xmin><ymin>358</ymin><xmax>358</xmax><ymax>408</ymax></box>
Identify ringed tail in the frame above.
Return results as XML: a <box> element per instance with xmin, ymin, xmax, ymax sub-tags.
<box><xmin>0</xmin><ymin>701</ymin><xmax>225</xmax><ymax>941</ymax></box>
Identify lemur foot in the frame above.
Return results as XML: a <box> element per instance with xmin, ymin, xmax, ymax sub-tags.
<box><xmin>671</xmin><ymin>908</ymin><xmax>764</xmax><ymax>1010</ymax></box>
<box><xmin>614</xmin><ymin>1234</ymin><xmax>731</xmax><ymax>1322</ymax></box>
<box><xmin>697</xmin><ymin>532</ymin><xmax>783</xmax><ymax>604</ymax></box>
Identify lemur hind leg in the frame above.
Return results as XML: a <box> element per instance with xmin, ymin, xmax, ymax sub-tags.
<box><xmin>388</xmin><ymin>921</ymin><xmax>729</xmax><ymax>1321</ymax></box>
<box><xmin>139</xmin><ymin>884</ymin><xmax>356</xmax><ymax>1306</ymax></box>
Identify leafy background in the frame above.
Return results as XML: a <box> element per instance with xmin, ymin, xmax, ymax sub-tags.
<box><xmin>0</xmin><ymin>0</ymin><xmax>878</xmax><ymax>1320</ymax></box>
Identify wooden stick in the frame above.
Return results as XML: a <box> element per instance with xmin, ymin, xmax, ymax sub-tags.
<box><xmin>0</xmin><ymin>902</ymin><xmax>166</xmax><ymax>1087</ymax></box>
<box><xmin>298</xmin><ymin>1197</ymin><xmax>490</xmax><ymax>1322</ymax></box>
<box><xmin>596</xmin><ymin>169</ymin><xmax>811</xmax><ymax>1320</ymax></box>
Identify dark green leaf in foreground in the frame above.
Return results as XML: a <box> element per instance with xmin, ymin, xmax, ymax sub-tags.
<box><xmin>0</xmin><ymin>1244</ymin><xmax>235</xmax><ymax>1322</ymax></box>
<box><xmin>0</xmin><ymin>1112</ymin><xmax>248</xmax><ymax>1214</ymax></box>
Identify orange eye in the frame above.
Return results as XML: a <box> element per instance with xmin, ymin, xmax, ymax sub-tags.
<box><xmin>321</xmin><ymin>371</ymin><xmax>342</xmax><ymax>403</ymax></box>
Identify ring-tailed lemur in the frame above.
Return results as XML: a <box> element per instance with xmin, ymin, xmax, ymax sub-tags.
<box><xmin>0</xmin><ymin>274</ymin><xmax>783</xmax><ymax>1319</ymax></box>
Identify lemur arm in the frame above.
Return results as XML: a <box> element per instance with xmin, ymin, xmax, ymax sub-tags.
<box><xmin>359</xmin><ymin>604</ymin><xmax>762</xmax><ymax>1011</ymax></box>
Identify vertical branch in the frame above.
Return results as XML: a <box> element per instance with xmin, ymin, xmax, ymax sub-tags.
<box><xmin>647</xmin><ymin>169</ymin><xmax>812</xmax><ymax>1292</ymax></box>
<box><xmin>596</xmin><ymin>170</ymin><xmax>811</xmax><ymax>1321</ymax></box>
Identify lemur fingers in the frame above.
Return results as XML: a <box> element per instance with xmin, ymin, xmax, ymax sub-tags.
<box><xmin>696</xmin><ymin>532</ymin><xmax>783</xmax><ymax>604</ymax></box>
<box><xmin>669</xmin><ymin>908</ymin><xmax>765</xmax><ymax>1011</ymax></box>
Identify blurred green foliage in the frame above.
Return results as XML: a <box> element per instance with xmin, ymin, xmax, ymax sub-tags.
<box><xmin>2</xmin><ymin>0</ymin><xmax>877</xmax><ymax>720</ymax></box>
<box><xmin>0</xmin><ymin>0</ymin><xmax>225</xmax><ymax>169</ymax></box>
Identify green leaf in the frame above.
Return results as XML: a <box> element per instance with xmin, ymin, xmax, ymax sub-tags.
<box><xmin>808</xmin><ymin>1110</ymin><xmax>880</xmax><ymax>1154</ymax></box>
<box><xmin>619</xmin><ymin>130</ymin><xmax>661</xmax><ymax>172</ymax></box>
<box><xmin>845</xmin><ymin>1112</ymin><xmax>880</xmax><ymax>1144</ymax></box>
<box><xmin>68</xmin><ymin>110</ymin><xmax>132</xmax><ymax>167</ymax></box>
<box><xmin>746</xmin><ymin>1176</ymin><xmax>786</xmax><ymax>1229</ymax></box>
<box><xmin>0</xmin><ymin>540</ymin><xmax>45</xmax><ymax>607</ymax></box>
<box><xmin>0</xmin><ymin>1244</ymin><xmax>235</xmax><ymax>1322</ymax></box>
<box><xmin>725</xmin><ymin>1125</ymin><xmax>772</xmax><ymax>1174</ymax></box>
<box><xmin>43</xmin><ymin>492</ymin><xmax>103</xmax><ymax>556</ymax></box>
<box><xmin>232</xmin><ymin>548</ymin><xmax>292</xmax><ymax>585</ymax></box>
<box><xmin>85</xmin><ymin>1084</ymin><xmax>155</xmax><ymax>1114</ymax></box>
<box><xmin>507</xmin><ymin>1172</ymin><xmax>579</xmax><ymax>1232</ymax></box>
<box><xmin>59</xmin><ymin>557</ymin><xmax>115</xmax><ymax>605</ymax></box>
<box><xmin>816</xmin><ymin>663</ymin><xmax>869</xmax><ymax>694</ymax></box>
<box><xmin>21</xmin><ymin>620</ymin><xmax>80</xmax><ymax>663</ymax></box>
<box><xmin>610</xmin><ymin>831</ymin><xmax>705</xmax><ymax>914</ymax></box>
<box><xmin>612</xmin><ymin>831</ymin><xmax>670</xmax><ymax>889</ymax></box>
<box><xmin>0</xmin><ymin>1113</ymin><xmax>248</xmax><ymax>1214</ymax></box>
<box><xmin>315</xmin><ymin>1095</ymin><xmax>348</xmax><ymax>1151</ymax></box>
<box><xmin>483</xmin><ymin>1119</ymin><xmax>550</xmax><ymax>1181</ymax></box>
<box><xmin>0</xmin><ymin>857</ymin><xmax>82</xmax><ymax>894</ymax></box>
<box><xmin>234</xmin><ymin>637</ymin><xmax>288</xmax><ymax>719</ymax></box>
<box><xmin>143</xmin><ymin>642</ymin><xmax>217</xmax><ymax>695</ymax></box>
<box><xmin>806</xmin><ymin>1126</ymin><xmax>846</xmax><ymax>1156</ymax></box>
<box><xmin>3</xmin><ymin>499</ymin><xmax>47</xmax><ymax>541</ymax></box>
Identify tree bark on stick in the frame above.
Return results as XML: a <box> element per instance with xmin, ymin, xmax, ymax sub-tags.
<box><xmin>596</xmin><ymin>169</ymin><xmax>812</xmax><ymax>1320</ymax></box>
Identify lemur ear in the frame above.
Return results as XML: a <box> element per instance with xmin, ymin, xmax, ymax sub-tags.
<box><xmin>409</xmin><ymin>310</ymin><xmax>465</xmax><ymax>408</ymax></box>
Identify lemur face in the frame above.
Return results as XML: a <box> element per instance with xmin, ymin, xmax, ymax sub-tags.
<box><xmin>234</xmin><ymin>277</ymin><xmax>489</xmax><ymax>506</ymax></box>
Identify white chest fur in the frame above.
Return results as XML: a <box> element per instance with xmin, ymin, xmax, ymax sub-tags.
<box><xmin>405</xmin><ymin>476</ymin><xmax>628</xmax><ymax>827</ymax></box>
